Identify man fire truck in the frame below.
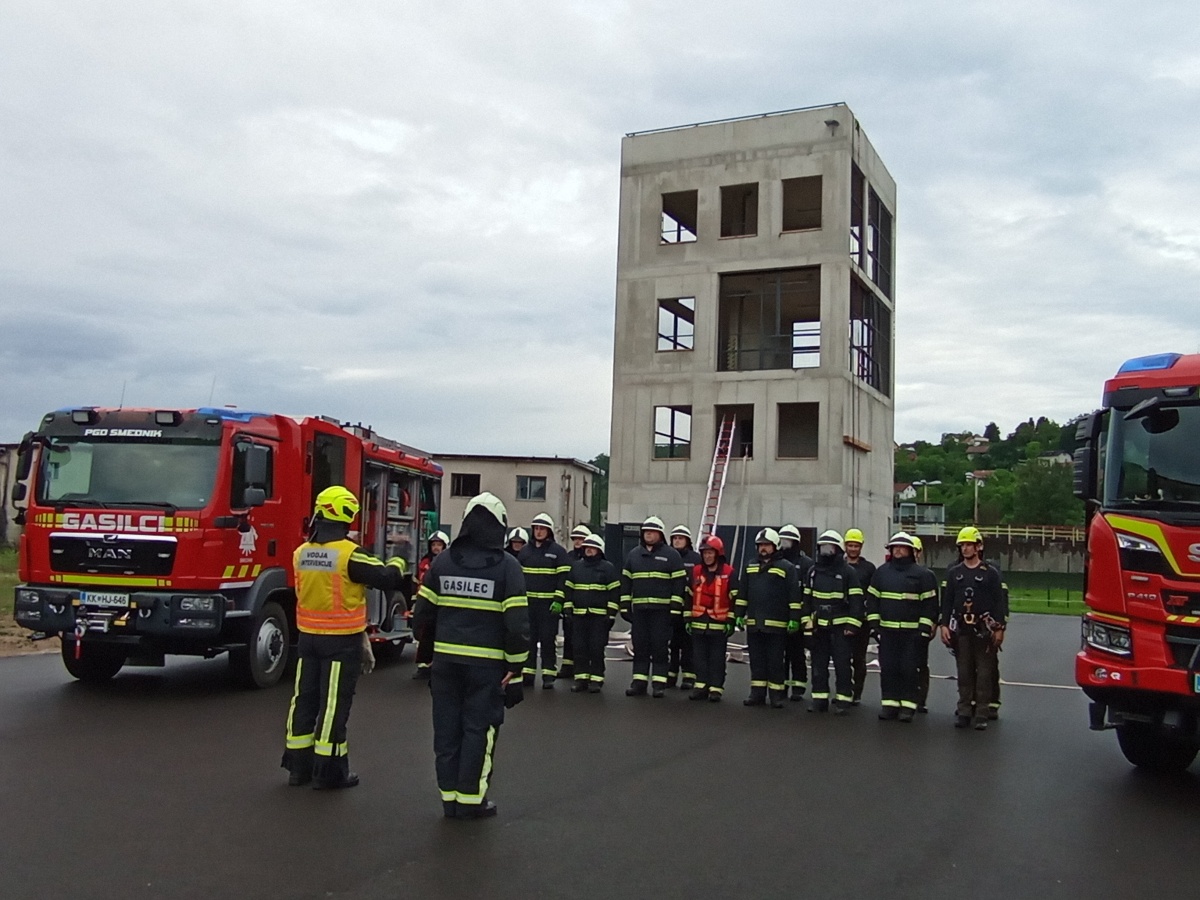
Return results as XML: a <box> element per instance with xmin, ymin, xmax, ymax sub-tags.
<box><xmin>10</xmin><ymin>406</ymin><xmax>442</xmax><ymax>687</ymax></box>
<box><xmin>1074</xmin><ymin>353</ymin><xmax>1200</xmax><ymax>772</ymax></box>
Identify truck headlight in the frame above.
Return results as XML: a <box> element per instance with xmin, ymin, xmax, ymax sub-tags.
<box><xmin>179</xmin><ymin>597</ymin><xmax>215</xmax><ymax>612</ymax></box>
<box><xmin>1082</xmin><ymin>618</ymin><xmax>1133</xmax><ymax>657</ymax></box>
<box><xmin>1116</xmin><ymin>533</ymin><xmax>1161</xmax><ymax>554</ymax></box>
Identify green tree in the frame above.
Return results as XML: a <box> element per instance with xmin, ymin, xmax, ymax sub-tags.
<box><xmin>983</xmin><ymin>422</ymin><xmax>1001</xmax><ymax>442</ymax></box>
<box><xmin>1011</xmin><ymin>460</ymin><xmax>1083</xmax><ymax>525</ymax></box>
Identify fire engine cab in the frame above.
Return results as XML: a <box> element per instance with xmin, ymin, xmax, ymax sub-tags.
<box><xmin>11</xmin><ymin>406</ymin><xmax>442</xmax><ymax>687</ymax></box>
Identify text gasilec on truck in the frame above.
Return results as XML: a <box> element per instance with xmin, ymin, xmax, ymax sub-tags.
<box><xmin>11</xmin><ymin>407</ymin><xmax>441</xmax><ymax>687</ymax></box>
<box><xmin>1073</xmin><ymin>353</ymin><xmax>1200</xmax><ymax>772</ymax></box>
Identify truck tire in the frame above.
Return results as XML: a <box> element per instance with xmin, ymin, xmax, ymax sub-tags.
<box><xmin>61</xmin><ymin>639</ymin><xmax>126</xmax><ymax>683</ymax></box>
<box><xmin>230</xmin><ymin>601</ymin><xmax>291</xmax><ymax>689</ymax></box>
<box><xmin>1116</xmin><ymin>722</ymin><xmax>1199</xmax><ymax>774</ymax></box>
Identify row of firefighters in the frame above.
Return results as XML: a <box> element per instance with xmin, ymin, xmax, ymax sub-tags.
<box><xmin>413</xmin><ymin>514</ymin><xmax>1008</xmax><ymax>727</ymax></box>
<box><xmin>281</xmin><ymin>486</ymin><xmax>1007</xmax><ymax>820</ymax></box>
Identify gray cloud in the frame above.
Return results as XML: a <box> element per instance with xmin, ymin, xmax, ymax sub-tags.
<box><xmin>2</xmin><ymin>0</ymin><xmax>1199</xmax><ymax>457</ymax></box>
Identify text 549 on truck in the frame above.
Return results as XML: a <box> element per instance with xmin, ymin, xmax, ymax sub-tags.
<box><xmin>1074</xmin><ymin>353</ymin><xmax>1200</xmax><ymax>773</ymax></box>
<box><xmin>11</xmin><ymin>407</ymin><xmax>442</xmax><ymax>687</ymax></box>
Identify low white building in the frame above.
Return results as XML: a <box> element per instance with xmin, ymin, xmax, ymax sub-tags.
<box><xmin>433</xmin><ymin>454</ymin><xmax>601</xmax><ymax>542</ymax></box>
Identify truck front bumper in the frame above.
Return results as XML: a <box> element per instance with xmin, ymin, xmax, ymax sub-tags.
<box><xmin>1077</xmin><ymin>649</ymin><xmax>1200</xmax><ymax>735</ymax></box>
<box><xmin>13</xmin><ymin>583</ymin><xmax>230</xmax><ymax>639</ymax></box>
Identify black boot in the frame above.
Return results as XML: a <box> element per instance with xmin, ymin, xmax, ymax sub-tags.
<box><xmin>587</xmin><ymin>682</ymin><xmax>602</xmax><ymax>694</ymax></box>
<box><xmin>973</xmin><ymin>716</ymin><xmax>988</xmax><ymax>730</ymax></box>
<box><xmin>708</xmin><ymin>690</ymin><xmax>723</xmax><ymax>702</ymax></box>
<box><xmin>743</xmin><ymin>688</ymin><xmax>767</xmax><ymax>707</ymax></box>
<box><xmin>443</xmin><ymin>800</ymin><xmax>459</xmax><ymax>818</ymax></box>
<box><xmin>680</xmin><ymin>675</ymin><xmax>696</xmax><ymax>691</ymax></box>
<box><xmin>790</xmin><ymin>686</ymin><xmax>806</xmax><ymax>702</ymax></box>
<box><xmin>542</xmin><ymin>675</ymin><xmax>556</xmax><ymax>690</ymax></box>
<box><xmin>689</xmin><ymin>687</ymin><xmax>708</xmax><ymax>701</ymax></box>
<box><xmin>570</xmin><ymin>679</ymin><xmax>588</xmax><ymax>693</ymax></box>
<box><xmin>955</xmin><ymin>715</ymin><xmax>971</xmax><ymax>729</ymax></box>
<box><xmin>878</xmin><ymin>706</ymin><xmax>899</xmax><ymax>720</ymax></box>
<box><xmin>651</xmin><ymin>683</ymin><xmax>666</xmax><ymax>698</ymax></box>
<box><xmin>412</xmin><ymin>666</ymin><xmax>431</xmax><ymax>681</ymax></box>
<box><xmin>456</xmin><ymin>799</ymin><xmax>498</xmax><ymax>819</ymax></box>
<box><xmin>897</xmin><ymin>708</ymin><xmax>915</xmax><ymax>723</ymax></box>
<box><xmin>832</xmin><ymin>701</ymin><xmax>849</xmax><ymax>716</ymax></box>
<box><xmin>282</xmin><ymin>748</ymin><xmax>313</xmax><ymax>787</ymax></box>
<box><xmin>626</xmin><ymin>680</ymin><xmax>648</xmax><ymax>697</ymax></box>
<box><xmin>558</xmin><ymin>664</ymin><xmax>574</xmax><ymax>681</ymax></box>
<box><xmin>808</xmin><ymin>699</ymin><xmax>829</xmax><ymax>713</ymax></box>
<box><xmin>769</xmin><ymin>690</ymin><xmax>786</xmax><ymax>709</ymax></box>
<box><xmin>522</xmin><ymin>673</ymin><xmax>535</xmax><ymax>687</ymax></box>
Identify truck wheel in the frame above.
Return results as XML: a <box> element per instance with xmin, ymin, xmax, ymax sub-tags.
<box><xmin>230</xmin><ymin>601</ymin><xmax>290</xmax><ymax>689</ymax></box>
<box><xmin>61</xmin><ymin>639</ymin><xmax>126</xmax><ymax>683</ymax></box>
<box><xmin>1116</xmin><ymin>723</ymin><xmax>1199</xmax><ymax>774</ymax></box>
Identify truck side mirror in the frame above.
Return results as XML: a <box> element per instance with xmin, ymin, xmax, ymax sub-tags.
<box><xmin>12</xmin><ymin>483</ymin><xmax>26</xmax><ymax>502</ymax></box>
<box><xmin>242</xmin><ymin>487</ymin><xmax>267</xmax><ymax>508</ymax></box>
<box><xmin>244</xmin><ymin>444</ymin><xmax>270</xmax><ymax>487</ymax></box>
<box><xmin>16</xmin><ymin>431</ymin><xmax>34</xmax><ymax>480</ymax></box>
<box><xmin>1072</xmin><ymin>446</ymin><xmax>1095</xmax><ymax>502</ymax></box>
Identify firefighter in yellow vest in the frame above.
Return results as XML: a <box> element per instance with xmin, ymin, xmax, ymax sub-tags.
<box><xmin>282</xmin><ymin>486</ymin><xmax>407</xmax><ymax>789</ymax></box>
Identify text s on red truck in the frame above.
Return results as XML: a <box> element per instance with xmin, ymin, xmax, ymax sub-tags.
<box><xmin>10</xmin><ymin>407</ymin><xmax>442</xmax><ymax>688</ymax></box>
<box><xmin>1073</xmin><ymin>353</ymin><xmax>1200</xmax><ymax>773</ymax></box>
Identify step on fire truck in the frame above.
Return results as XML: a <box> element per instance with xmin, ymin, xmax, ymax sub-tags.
<box><xmin>1074</xmin><ymin>353</ymin><xmax>1200</xmax><ymax>772</ymax></box>
<box><xmin>11</xmin><ymin>406</ymin><xmax>442</xmax><ymax>688</ymax></box>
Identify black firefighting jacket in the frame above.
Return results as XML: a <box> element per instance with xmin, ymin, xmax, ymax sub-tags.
<box><xmin>866</xmin><ymin>557</ymin><xmax>940</xmax><ymax>639</ymax></box>
<box><xmin>564</xmin><ymin>552</ymin><xmax>621</xmax><ymax>618</ymax></box>
<box><xmin>621</xmin><ymin>540</ymin><xmax>687</xmax><ymax>614</ymax></box>
<box><xmin>412</xmin><ymin>506</ymin><xmax>530</xmax><ymax>675</ymax></box>
<box><xmin>734</xmin><ymin>551</ymin><xmax>802</xmax><ymax>633</ymax></box>
<box><xmin>517</xmin><ymin>539</ymin><xmax>572</xmax><ymax>607</ymax></box>
<box><xmin>803</xmin><ymin>555</ymin><xmax>864</xmax><ymax>631</ymax></box>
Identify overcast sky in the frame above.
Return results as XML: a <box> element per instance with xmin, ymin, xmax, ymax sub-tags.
<box><xmin>3</xmin><ymin>1</ymin><xmax>1199</xmax><ymax>455</ymax></box>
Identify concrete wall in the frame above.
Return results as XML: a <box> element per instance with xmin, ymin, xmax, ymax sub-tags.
<box><xmin>917</xmin><ymin>534</ymin><xmax>1086</xmax><ymax>575</ymax></box>
<box><xmin>0</xmin><ymin>444</ymin><xmax>21</xmax><ymax>547</ymax></box>
<box><xmin>608</xmin><ymin>106</ymin><xmax>895</xmax><ymax>543</ymax></box>
<box><xmin>434</xmin><ymin>455</ymin><xmax>598</xmax><ymax>544</ymax></box>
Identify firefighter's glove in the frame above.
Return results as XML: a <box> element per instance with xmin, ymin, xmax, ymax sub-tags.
<box><xmin>360</xmin><ymin>631</ymin><xmax>376</xmax><ymax>675</ymax></box>
<box><xmin>504</xmin><ymin>682</ymin><xmax>525</xmax><ymax>709</ymax></box>
<box><xmin>550</xmin><ymin>602</ymin><xmax>563</xmax><ymax>616</ymax></box>
<box><xmin>725</xmin><ymin>620</ymin><xmax>736</xmax><ymax>636</ymax></box>
<box><xmin>735</xmin><ymin>616</ymin><xmax>746</xmax><ymax>631</ymax></box>
<box><xmin>787</xmin><ymin>620</ymin><xmax>800</xmax><ymax>635</ymax></box>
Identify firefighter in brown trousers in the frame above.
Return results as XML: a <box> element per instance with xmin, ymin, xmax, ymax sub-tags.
<box><xmin>843</xmin><ymin>528</ymin><xmax>876</xmax><ymax>705</ymax></box>
<box><xmin>940</xmin><ymin>526</ymin><xmax>1008</xmax><ymax>730</ymax></box>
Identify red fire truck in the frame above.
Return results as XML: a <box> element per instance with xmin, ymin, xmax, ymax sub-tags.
<box><xmin>11</xmin><ymin>406</ymin><xmax>442</xmax><ymax>687</ymax></box>
<box><xmin>1074</xmin><ymin>353</ymin><xmax>1200</xmax><ymax>772</ymax></box>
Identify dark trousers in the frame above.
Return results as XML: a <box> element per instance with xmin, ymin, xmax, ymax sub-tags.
<box><xmin>561</xmin><ymin>615</ymin><xmax>575</xmax><ymax>675</ymax></box>
<box><xmin>691</xmin><ymin>628</ymin><xmax>729</xmax><ymax>692</ymax></box>
<box><xmin>878</xmin><ymin>630</ymin><xmax>923</xmax><ymax>711</ymax></box>
<box><xmin>283</xmin><ymin>632</ymin><xmax>361</xmax><ymax>783</ymax></box>
<box><xmin>524</xmin><ymin>599</ymin><xmax>558</xmax><ymax>677</ymax></box>
<box><xmin>917</xmin><ymin>636</ymin><xmax>931</xmax><ymax>708</ymax></box>
<box><xmin>747</xmin><ymin>630</ymin><xmax>787</xmax><ymax>699</ymax></box>
<box><xmin>669</xmin><ymin>615</ymin><xmax>695</xmax><ymax>682</ymax></box>
<box><xmin>811</xmin><ymin>628</ymin><xmax>853</xmax><ymax>703</ymax></box>
<box><xmin>573</xmin><ymin>615</ymin><xmax>610</xmax><ymax>683</ymax></box>
<box><xmin>431</xmin><ymin>659</ymin><xmax>505</xmax><ymax>806</ymax></box>
<box><xmin>954</xmin><ymin>631</ymin><xmax>1000</xmax><ymax>717</ymax></box>
<box><xmin>414</xmin><ymin>619</ymin><xmax>434</xmax><ymax>670</ymax></box>
<box><xmin>850</xmin><ymin>626</ymin><xmax>871</xmax><ymax>701</ymax></box>
<box><xmin>988</xmin><ymin>653</ymin><xmax>1002</xmax><ymax>711</ymax></box>
<box><xmin>785</xmin><ymin>631</ymin><xmax>809</xmax><ymax>691</ymax></box>
<box><xmin>630</xmin><ymin>606</ymin><xmax>673</xmax><ymax>684</ymax></box>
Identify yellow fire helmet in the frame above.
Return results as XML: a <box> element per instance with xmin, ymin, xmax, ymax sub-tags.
<box><xmin>844</xmin><ymin>528</ymin><xmax>865</xmax><ymax>545</ymax></box>
<box><xmin>313</xmin><ymin>485</ymin><xmax>360</xmax><ymax>524</ymax></box>
<box><xmin>956</xmin><ymin>526</ymin><xmax>984</xmax><ymax>545</ymax></box>
<box><xmin>912</xmin><ymin>535</ymin><xmax>924</xmax><ymax>552</ymax></box>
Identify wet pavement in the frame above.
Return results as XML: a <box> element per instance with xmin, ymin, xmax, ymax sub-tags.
<box><xmin>2</xmin><ymin>614</ymin><xmax>1197</xmax><ymax>899</ymax></box>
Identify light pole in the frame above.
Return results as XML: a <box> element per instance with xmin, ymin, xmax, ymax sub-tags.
<box><xmin>912</xmin><ymin>479</ymin><xmax>942</xmax><ymax>503</ymax></box>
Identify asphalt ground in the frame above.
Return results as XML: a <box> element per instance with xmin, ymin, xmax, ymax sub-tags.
<box><xmin>2</xmin><ymin>615</ymin><xmax>1199</xmax><ymax>900</ymax></box>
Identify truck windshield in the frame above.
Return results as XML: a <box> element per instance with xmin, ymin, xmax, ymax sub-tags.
<box><xmin>36</xmin><ymin>439</ymin><xmax>220</xmax><ymax>511</ymax></box>
<box><xmin>1105</xmin><ymin>403</ymin><xmax>1200</xmax><ymax>509</ymax></box>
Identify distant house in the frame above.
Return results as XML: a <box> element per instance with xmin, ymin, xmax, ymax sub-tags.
<box><xmin>1039</xmin><ymin>452</ymin><xmax>1073</xmax><ymax>466</ymax></box>
<box><xmin>894</xmin><ymin>483</ymin><xmax>917</xmax><ymax>501</ymax></box>
<box><xmin>966</xmin><ymin>438</ymin><xmax>990</xmax><ymax>457</ymax></box>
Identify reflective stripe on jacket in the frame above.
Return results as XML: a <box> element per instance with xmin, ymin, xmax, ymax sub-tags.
<box><xmin>866</xmin><ymin>560</ymin><xmax>940</xmax><ymax>636</ymax></box>
<box><xmin>518</xmin><ymin>540</ymin><xmax>572</xmax><ymax>604</ymax></box>
<box><xmin>294</xmin><ymin>539</ymin><xmax>368</xmax><ymax>635</ymax></box>
<box><xmin>564</xmin><ymin>555</ymin><xmax>621</xmax><ymax>616</ymax></box>
<box><xmin>803</xmin><ymin>560</ymin><xmax>864</xmax><ymax>630</ymax></box>
<box><xmin>621</xmin><ymin>541</ymin><xmax>687</xmax><ymax>613</ymax></box>
<box><xmin>733</xmin><ymin>553</ymin><xmax>801</xmax><ymax>633</ymax></box>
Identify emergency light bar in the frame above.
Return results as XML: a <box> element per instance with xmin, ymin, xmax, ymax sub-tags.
<box><xmin>1117</xmin><ymin>353</ymin><xmax>1182</xmax><ymax>374</ymax></box>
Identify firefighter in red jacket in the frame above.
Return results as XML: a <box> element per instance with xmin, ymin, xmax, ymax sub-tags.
<box><xmin>687</xmin><ymin>534</ymin><xmax>736</xmax><ymax>701</ymax></box>
<box><xmin>411</xmin><ymin>530</ymin><xmax>450</xmax><ymax>681</ymax></box>
<box><xmin>282</xmin><ymin>486</ymin><xmax>406</xmax><ymax>789</ymax></box>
